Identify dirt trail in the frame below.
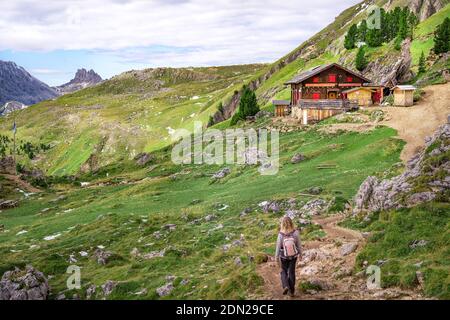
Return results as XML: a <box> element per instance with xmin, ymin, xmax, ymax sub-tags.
<box><xmin>0</xmin><ymin>174</ymin><xmax>41</xmax><ymax>193</ymax></box>
<box><xmin>256</xmin><ymin>214</ymin><xmax>425</xmax><ymax>300</ymax></box>
<box><xmin>381</xmin><ymin>83</ymin><xmax>450</xmax><ymax>162</ymax></box>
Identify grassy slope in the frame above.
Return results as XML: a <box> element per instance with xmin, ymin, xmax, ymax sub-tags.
<box><xmin>0</xmin><ymin>65</ymin><xmax>264</xmax><ymax>175</ymax></box>
<box><xmin>0</xmin><ymin>126</ymin><xmax>404</xmax><ymax>299</ymax></box>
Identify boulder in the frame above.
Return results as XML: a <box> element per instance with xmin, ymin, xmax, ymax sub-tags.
<box><xmin>0</xmin><ymin>266</ymin><xmax>49</xmax><ymax>300</ymax></box>
<box><xmin>156</xmin><ymin>282</ymin><xmax>174</xmax><ymax>297</ymax></box>
<box><xmin>0</xmin><ymin>156</ymin><xmax>15</xmax><ymax>174</ymax></box>
<box><xmin>101</xmin><ymin>280</ymin><xmax>117</xmax><ymax>296</ymax></box>
<box><xmin>93</xmin><ymin>248</ymin><xmax>113</xmax><ymax>265</ymax></box>
<box><xmin>0</xmin><ymin>200</ymin><xmax>19</xmax><ymax>209</ymax></box>
<box><xmin>340</xmin><ymin>243</ymin><xmax>358</xmax><ymax>256</ymax></box>
<box><xmin>134</xmin><ymin>153</ymin><xmax>154</xmax><ymax>166</ymax></box>
<box><xmin>212</xmin><ymin>167</ymin><xmax>231</xmax><ymax>179</ymax></box>
<box><xmin>291</xmin><ymin>153</ymin><xmax>306</xmax><ymax>164</ymax></box>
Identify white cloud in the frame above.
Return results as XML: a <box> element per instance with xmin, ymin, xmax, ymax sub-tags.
<box><xmin>0</xmin><ymin>0</ymin><xmax>360</xmax><ymax>66</ymax></box>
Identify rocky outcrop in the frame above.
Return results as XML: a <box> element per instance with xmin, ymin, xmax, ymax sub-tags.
<box><xmin>55</xmin><ymin>69</ymin><xmax>103</xmax><ymax>95</ymax></box>
<box><xmin>353</xmin><ymin>124</ymin><xmax>450</xmax><ymax>215</ymax></box>
<box><xmin>364</xmin><ymin>38</ymin><xmax>414</xmax><ymax>87</ymax></box>
<box><xmin>409</xmin><ymin>0</ymin><xmax>445</xmax><ymax>21</ymax></box>
<box><xmin>0</xmin><ymin>266</ymin><xmax>49</xmax><ymax>300</ymax></box>
<box><xmin>0</xmin><ymin>101</ymin><xmax>28</xmax><ymax>116</ymax></box>
<box><xmin>0</xmin><ymin>60</ymin><xmax>57</xmax><ymax>106</ymax></box>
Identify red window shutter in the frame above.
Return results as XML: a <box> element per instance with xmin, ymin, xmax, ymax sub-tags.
<box><xmin>328</xmin><ymin>74</ymin><xmax>337</xmax><ymax>82</ymax></box>
<box><xmin>313</xmin><ymin>77</ymin><xmax>320</xmax><ymax>83</ymax></box>
<box><xmin>312</xmin><ymin>93</ymin><xmax>320</xmax><ymax>100</ymax></box>
<box><xmin>346</xmin><ymin>76</ymin><xmax>353</xmax><ymax>82</ymax></box>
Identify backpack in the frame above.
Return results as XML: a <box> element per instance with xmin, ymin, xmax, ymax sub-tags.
<box><xmin>281</xmin><ymin>232</ymin><xmax>298</xmax><ymax>258</ymax></box>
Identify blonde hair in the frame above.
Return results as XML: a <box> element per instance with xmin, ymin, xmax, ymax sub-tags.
<box><xmin>280</xmin><ymin>216</ymin><xmax>295</xmax><ymax>234</ymax></box>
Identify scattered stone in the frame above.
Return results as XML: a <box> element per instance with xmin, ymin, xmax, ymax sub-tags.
<box><xmin>260</xmin><ymin>201</ymin><xmax>281</xmax><ymax>213</ymax></box>
<box><xmin>156</xmin><ymin>282</ymin><xmax>174</xmax><ymax>297</ymax></box>
<box><xmin>134</xmin><ymin>153</ymin><xmax>154</xmax><ymax>166</ymax></box>
<box><xmin>0</xmin><ymin>266</ymin><xmax>49</xmax><ymax>300</ymax></box>
<box><xmin>240</xmin><ymin>208</ymin><xmax>252</xmax><ymax>217</ymax></box>
<box><xmin>153</xmin><ymin>231</ymin><xmax>163</xmax><ymax>239</ymax></box>
<box><xmin>56</xmin><ymin>293</ymin><xmax>66</xmax><ymax>300</ymax></box>
<box><xmin>0</xmin><ymin>200</ymin><xmax>19</xmax><ymax>209</ymax></box>
<box><xmin>291</xmin><ymin>153</ymin><xmax>306</xmax><ymax>164</ymax></box>
<box><xmin>234</xmin><ymin>257</ymin><xmax>243</xmax><ymax>267</ymax></box>
<box><xmin>142</xmin><ymin>250</ymin><xmax>165</xmax><ymax>260</ymax></box>
<box><xmin>0</xmin><ymin>156</ymin><xmax>15</xmax><ymax>174</ymax></box>
<box><xmin>43</xmin><ymin>233</ymin><xmax>61</xmax><ymax>241</ymax></box>
<box><xmin>86</xmin><ymin>284</ymin><xmax>97</xmax><ymax>299</ymax></box>
<box><xmin>134</xmin><ymin>288</ymin><xmax>148</xmax><ymax>296</ymax></box>
<box><xmin>94</xmin><ymin>248</ymin><xmax>113</xmax><ymax>265</ymax></box>
<box><xmin>212</xmin><ymin>168</ymin><xmax>231</xmax><ymax>179</ymax></box>
<box><xmin>340</xmin><ymin>243</ymin><xmax>358</xmax><ymax>256</ymax></box>
<box><xmin>79</xmin><ymin>251</ymin><xmax>89</xmax><ymax>257</ymax></box>
<box><xmin>409</xmin><ymin>240</ymin><xmax>428</xmax><ymax>249</ymax></box>
<box><xmin>300</xmin><ymin>199</ymin><xmax>329</xmax><ymax>216</ymax></box>
<box><xmin>413</xmin><ymin>261</ymin><xmax>424</xmax><ymax>268</ymax></box>
<box><xmin>130</xmin><ymin>247</ymin><xmax>140</xmax><ymax>257</ymax></box>
<box><xmin>361</xmin><ymin>232</ymin><xmax>371</xmax><ymax>239</ymax></box>
<box><xmin>162</xmin><ymin>224</ymin><xmax>177</xmax><ymax>231</ymax></box>
<box><xmin>68</xmin><ymin>254</ymin><xmax>77</xmax><ymax>263</ymax></box>
<box><xmin>41</xmin><ymin>208</ymin><xmax>51</xmax><ymax>213</ymax></box>
<box><xmin>101</xmin><ymin>280</ymin><xmax>117</xmax><ymax>296</ymax></box>
<box><xmin>308</xmin><ymin>187</ymin><xmax>323</xmax><ymax>195</ymax></box>
<box><xmin>16</xmin><ymin>230</ymin><xmax>28</xmax><ymax>235</ymax></box>
<box><xmin>415</xmin><ymin>271</ymin><xmax>425</xmax><ymax>288</ymax></box>
<box><xmin>204</xmin><ymin>214</ymin><xmax>216</xmax><ymax>222</ymax></box>
<box><xmin>180</xmin><ymin>279</ymin><xmax>189</xmax><ymax>286</ymax></box>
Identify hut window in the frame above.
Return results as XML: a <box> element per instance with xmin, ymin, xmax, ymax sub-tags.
<box><xmin>346</xmin><ymin>76</ymin><xmax>353</xmax><ymax>82</ymax></box>
<box><xmin>312</xmin><ymin>93</ymin><xmax>321</xmax><ymax>100</ymax></box>
<box><xmin>313</xmin><ymin>77</ymin><xmax>320</xmax><ymax>83</ymax></box>
<box><xmin>328</xmin><ymin>74</ymin><xmax>337</xmax><ymax>82</ymax></box>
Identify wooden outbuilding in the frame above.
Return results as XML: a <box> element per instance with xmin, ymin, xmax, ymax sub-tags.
<box><xmin>392</xmin><ymin>85</ymin><xmax>416</xmax><ymax>107</ymax></box>
<box><xmin>342</xmin><ymin>86</ymin><xmax>384</xmax><ymax>106</ymax></box>
<box><xmin>273</xmin><ymin>100</ymin><xmax>290</xmax><ymax>117</ymax></box>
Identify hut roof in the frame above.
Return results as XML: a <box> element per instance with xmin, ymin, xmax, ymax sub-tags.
<box><xmin>393</xmin><ymin>85</ymin><xmax>416</xmax><ymax>91</ymax></box>
<box><xmin>285</xmin><ymin>63</ymin><xmax>371</xmax><ymax>85</ymax></box>
<box><xmin>273</xmin><ymin>100</ymin><xmax>290</xmax><ymax>106</ymax></box>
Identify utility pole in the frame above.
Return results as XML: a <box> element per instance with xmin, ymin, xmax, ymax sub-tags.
<box><xmin>12</xmin><ymin>110</ymin><xmax>17</xmax><ymax>175</ymax></box>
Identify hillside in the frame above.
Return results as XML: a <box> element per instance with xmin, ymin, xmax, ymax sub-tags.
<box><xmin>0</xmin><ymin>0</ymin><xmax>448</xmax><ymax>301</ymax></box>
<box><xmin>0</xmin><ymin>64</ymin><xmax>265</xmax><ymax>175</ymax></box>
<box><xmin>0</xmin><ymin>61</ymin><xmax>58</xmax><ymax>106</ymax></box>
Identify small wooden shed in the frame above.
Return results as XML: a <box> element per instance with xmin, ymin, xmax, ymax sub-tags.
<box><xmin>393</xmin><ymin>85</ymin><xmax>416</xmax><ymax>107</ymax></box>
<box><xmin>343</xmin><ymin>87</ymin><xmax>374</xmax><ymax>106</ymax></box>
<box><xmin>273</xmin><ymin>100</ymin><xmax>290</xmax><ymax>117</ymax></box>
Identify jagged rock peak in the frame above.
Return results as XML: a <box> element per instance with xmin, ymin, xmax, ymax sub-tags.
<box><xmin>72</xmin><ymin>68</ymin><xmax>102</xmax><ymax>84</ymax></box>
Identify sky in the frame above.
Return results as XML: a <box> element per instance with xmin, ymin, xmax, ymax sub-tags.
<box><xmin>0</xmin><ymin>0</ymin><xmax>361</xmax><ymax>86</ymax></box>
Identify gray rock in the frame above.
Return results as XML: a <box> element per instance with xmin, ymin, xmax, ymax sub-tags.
<box><xmin>0</xmin><ymin>156</ymin><xmax>16</xmax><ymax>174</ymax></box>
<box><xmin>340</xmin><ymin>243</ymin><xmax>358</xmax><ymax>256</ymax></box>
<box><xmin>291</xmin><ymin>153</ymin><xmax>306</xmax><ymax>164</ymax></box>
<box><xmin>300</xmin><ymin>199</ymin><xmax>329</xmax><ymax>216</ymax></box>
<box><xmin>134</xmin><ymin>153</ymin><xmax>154</xmax><ymax>166</ymax></box>
<box><xmin>156</xmin><ymin>282</ymin><xmax>174</xmax><ymax>297</ymax></box>
<box><xmin>0</xmin><ymin>266</ymin><xmax>49</xmax><ymax>300</ymax></box>
<box><xmin>409</xmin><ymin>240</ymin><xmax>429</xmax><ymax>249</ymax></box>
<box><xmin>212</xmin><ymin>168</ymin><xmax>231</xmax><ymax>179</ymax></box>
<box><xmin>234</xmin><ymin>257</ymin><xmax>243</xmax><ymax>266</ymax></box>
<box><xmin>162</xmin><ymin>224</ymin><xmax>177</xmax><ymax>232</ymax></box>
<box><xmin>94</xmin><ymin>248</ymin><xmax>113</xmax><ymax>265</ymax></box>
<box><xmin>0</xmin><ymin>200</ymin><xmax>19</xmax><ymax>209</ymax></box>
<box><xmin>101</xmin><ymin>280</ymin><xmax>117</xmax><ymax>296</ymax></box>
<box><xmin>407</xmin><ymin>192</ymin><xmax>436</xmax><ymax>206</ymax></box>
<box><xmin>204</xmin><ymin>214</ymin><xmax>216</xmax><ymax>222</ymax></box>
<box><xmin>86</xmin><ymin>284</ymin><xmax>97</xmax><ymax>299</ymax></box>
<box><xmin>308</xmin><ymin>187</ymin><xmax>323</xmax><ymax>195</ymax></box>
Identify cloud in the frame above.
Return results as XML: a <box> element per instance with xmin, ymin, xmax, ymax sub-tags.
<box><xmin>0</xmin><ymin>0</ymin><xmax>361</xmax><ymax>66</ymax></box>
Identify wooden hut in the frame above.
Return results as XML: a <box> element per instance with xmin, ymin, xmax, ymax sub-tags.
<box><xmin>393</xmin><ymin>85</ymin><xmax>416</xmax><ymax>107</ymax></box>
<box><xmin>273</xmin><ymin>100</ymin><xmax>290</xmax><ymax>117</ymax></box>
<box><xmin>342</xmin><ymin>86</ymin><xmax>384</xmax><ymax>106</ymax></box>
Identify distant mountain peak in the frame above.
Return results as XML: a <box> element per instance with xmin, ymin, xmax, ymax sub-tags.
<box><xmin>55</xmin><ymin>68</ymin><xmax>103</xmax><ymax>94</ymax></box>
<box><xmin>0</xmin><ymin>60</ymin><xmax>57</xmax><ymax>107</ymax></box>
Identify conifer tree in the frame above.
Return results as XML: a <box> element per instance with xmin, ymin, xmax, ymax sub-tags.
<box><xmin>344</xmin><ymin>24</ymin><xmax>359</xmax><ymax>49</ymax></box>
<box><xmin>355</xmin><ymin>46</ymin><xmax>368</xmax><ymax>72</ymax></box>
<box><xmin>434</xmin><ymin>17</ymin><xmax>450</xmax><ymax>55</ymax></box>
<box><xmin>418</xmin><ymin>51</ymin><xmax>426</xmax><ymax>74</ymax></box>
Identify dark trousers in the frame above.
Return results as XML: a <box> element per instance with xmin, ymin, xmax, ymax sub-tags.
<box><xmin>280</xmin><ymin>257</ymin><xmax>297</xmax><ymax>293</ymax></box>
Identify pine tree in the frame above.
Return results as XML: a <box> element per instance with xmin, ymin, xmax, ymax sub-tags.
<box><xmin>230</xmin><ymin>86</ymin><xmax>259</xmax><ymax>125</ymax></box>
<box><xmin>397</xmin><ymin>9</ymin><xmax>408</xmax><ymax>40</ymax></box>
<box><xmin>418</xmin><ymin>51</ymin><xmax>426</xmax><ymax>74</ymax></box>
<box><xmin>434</xmin><ymin>17</ymin><xmax>450</xmax><ymax>55</ymax></box>
<box><xmin>344</xmin><ymin>24</ymin><xmax>358</xmax><ymax>49</ymax></box>
<box><xmin>366</xmin><ymin>28</ymin><xmax>383</xmax><ymax>47</ymax></box>
<box><xmin>358</xmin><ymin>20</ymin><xmax>368</xmax><ymax>42</ymax></box>
<box><xmin>355</xmin><ymin>46</ymin><xmax>368</xmax><ymax>72</ymax></box>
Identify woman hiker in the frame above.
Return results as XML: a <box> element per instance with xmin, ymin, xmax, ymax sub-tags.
<box><xmin>275</xmin><ymin>216</ymin><xmax>302</xmax><ymax>297</ymax></box>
